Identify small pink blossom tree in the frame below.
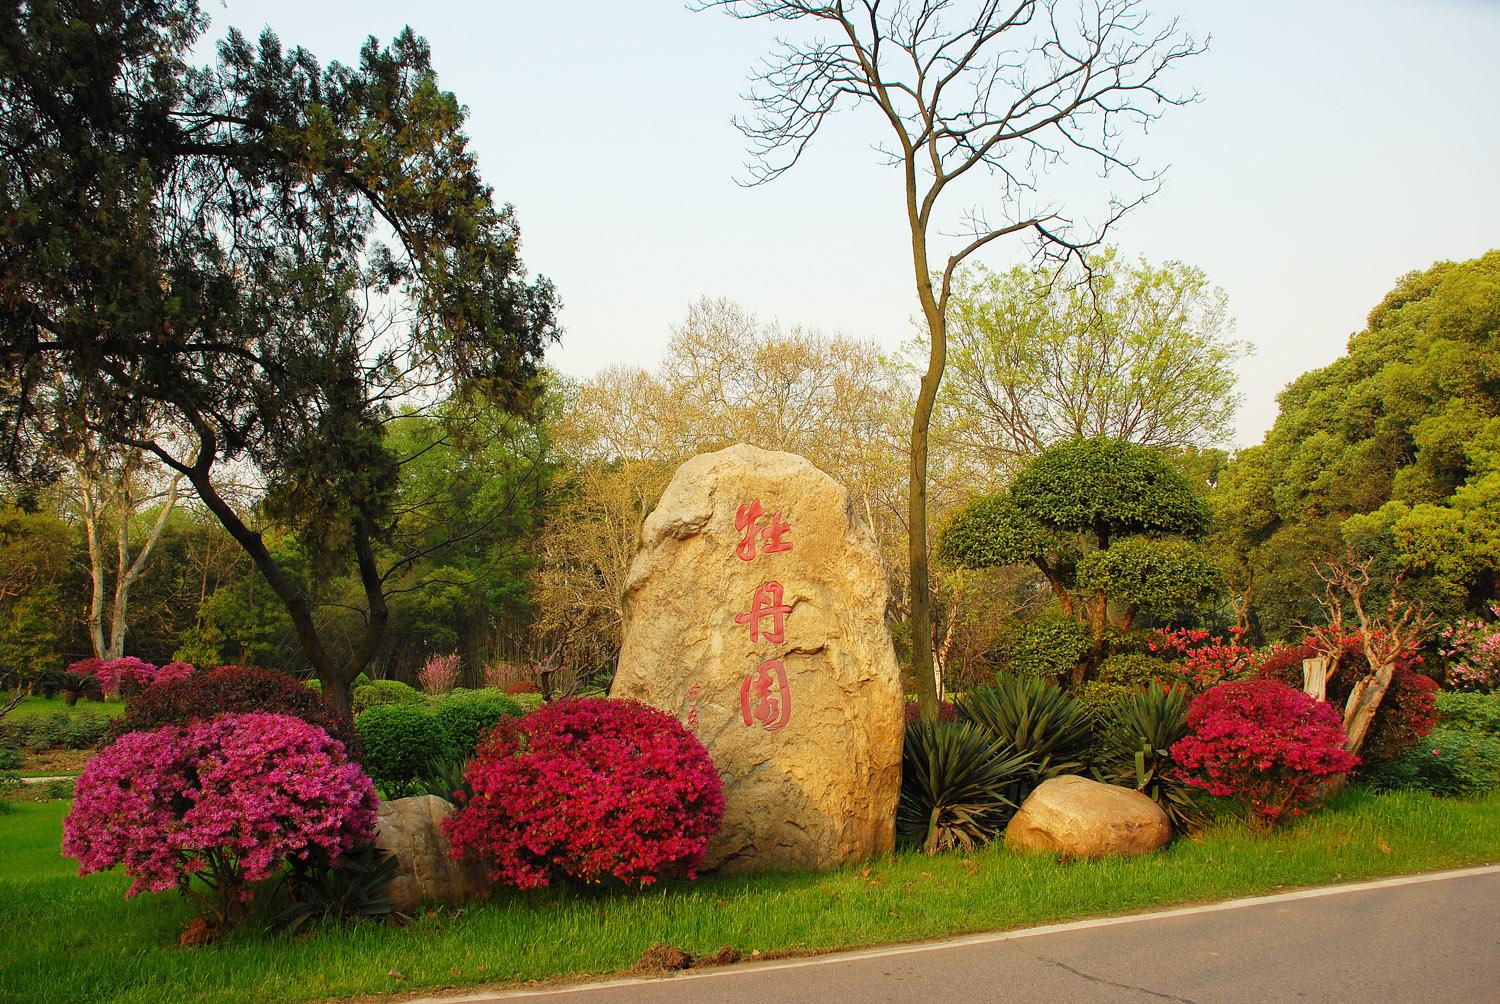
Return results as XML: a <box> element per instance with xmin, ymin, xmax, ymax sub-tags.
<box><xmin>63</xmin><ymin>713</ymin><xmax>377</xmax><ymax>925</ymax></box>
<box><xmin>417</xmin><ymin>653</ymin><xmax>461</xmax><ymax>696</ymax></box>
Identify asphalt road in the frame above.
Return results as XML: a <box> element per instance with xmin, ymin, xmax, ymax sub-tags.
<box><xmin>418</xmin><ymin>866</ymin><xmax>1500</xmax><ymax>1004</ymax></box>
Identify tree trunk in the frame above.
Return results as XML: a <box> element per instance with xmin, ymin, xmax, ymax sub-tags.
<box><xmin>1342</xmin><ymin>658</ymin><xmax>1394</xmax><ymax>756</ymax></box>
<box><xmin>1301</xmin><ymin>656</ymin><xmax>1328</xmax><ymax>702</ymax></box>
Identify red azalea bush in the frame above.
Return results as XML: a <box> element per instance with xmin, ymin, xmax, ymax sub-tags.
<box><xmin>445</xmin><ymin>697</ymin><xmax>724</xmax><ymax>889</ymax></box>
<box><xmin>1170</xmin><ymin>679</ymin><xmax>1360</xmax><ymax>830</ymax></box>
<box><xmin>154</xmin><ymin>661</ymin><xmax>197</xmax><ymax>687</ymax></box>
<box><xmin>109</xmin><ymin>664</ymin><xmax>361</xmax><ymax>759</ymax></box>
<box><xmin>1255</xmin><ymin>637</ymin><xmax>1437</xmax><ymax>765</ymax></box>
<box><xmin>63</xmin><ymin>712</ymin><xmax>377</xmax><ymax>924</ymax></box>
<box><xmin>1146</xmin><ymin>628</ymin><xmax>1256</xmax><ymax>691</ymax></box>
<box><xmin>72</xmin><ymin>656</ymin><xmax>160</xmax><ymax>696</ymax></box>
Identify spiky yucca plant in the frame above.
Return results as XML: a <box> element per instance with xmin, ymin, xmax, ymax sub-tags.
<box><xmin>897</xmin><ymin>721</ymin><xmax>1033</xmax><ymax>854</ymax></box>
<box><xmin>961</xmin><ymin>675</ymin><xmax>1094</xmax><ymax>783</ymax></box>
<box><xmin>1093</xmin><ymin>683</ymin><xmax>1205</xmax><ymax>832</ymax></box>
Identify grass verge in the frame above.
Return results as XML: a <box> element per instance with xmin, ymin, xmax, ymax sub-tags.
<box><xmin>1</xmin><ymin>694</ymin><xmax>125</xmax><ymax>721</ymax></box>
<box><xmin>1</xmin><ymin>788</ymin><xmax>1497</xmax><ymax>1004</ymax></box>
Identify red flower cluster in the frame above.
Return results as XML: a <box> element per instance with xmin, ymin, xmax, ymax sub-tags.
<box><xmin>445</xmin><ymin>697</ymin><xmax>724</xmax><ymax>889</ymax></box>
<box><xmin>69</xmin><ymin>656</ymin><xmax>185</xmax><ymax>696</ymax></box>
<box><xmin>63</xmin><ymin>713</ymin><xmax>377</xmax><ymax>923</ymax></box>
<box><xmin>1146</xmin><ymin>628</ymin><xmax>1256</xmax><ymax>691</ymax></box>
<box><xmin>1170</xmin><ymin>679</ymin><xmax>1359</xmax><ymax>829</ymax></box>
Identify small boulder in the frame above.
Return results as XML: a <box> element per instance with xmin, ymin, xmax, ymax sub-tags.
<box><xmin>374</xmin><ymin>794</ymin><xmax>490</xmax><ymax>912</ymax></box>
<box><xmin>1005</xmin><ymin>775</ymin><xmax>1171</xmax><ymax>859</ymax></box>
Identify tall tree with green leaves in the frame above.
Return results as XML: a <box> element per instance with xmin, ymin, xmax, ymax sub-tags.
<box><xmin>1218</xmin><ymin>250</ymin><xmax>1500</xmax><ymax>639</ymax></box>
<box><xmin>698</xmin><ymin>0</ymin><xmax>1202</xmax><ymax>719</ymax></box>
<box><xmin>0</xmin><ymin>2</ymin><xmax>558</xmax><ymax>709</ymax></box>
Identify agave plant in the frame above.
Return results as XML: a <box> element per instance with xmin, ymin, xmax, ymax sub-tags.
<box><xmin>274</xmin><ymin>844</ymin><xmax>403</xmax><ymax>933</ymax></box>
<box><xmin>416</xmin><ymin>756</ymin><xmax>474</xmax><ymax>804</ymax></box>
<box><xmin>1092</xmin><ymin>683</ymin><xmax>1206</xmax><ymax>832</ymax></box>
<box><xmin>897</xmin><ymin>721</ymin><xmax>1033</xmax><ymax>855</ymax></box>
<box><xmin>960</xmin><ymin>675</ymin><xmax>1095</xmax><ymax>782</ymax></box>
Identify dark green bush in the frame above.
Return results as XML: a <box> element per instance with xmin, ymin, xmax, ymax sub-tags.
<box><xmin>1436</xmin><ymin>691</ymin><xmax>1500</xmax><ymax>736</ymax></box>
<box><xmin>961</xmin><ymin>674</ymin><xmax>1094</xmax><ymax>805</ymax></box>
<box><xmin>432</xmin><ymin>689</ymin><xmax>521</xmax><ymax>760</ymax></box>
<box><xmin>1362</xmin><ymin>726</ymin><xmax>1500</xmax><ymax>798</ymax></box>
<box><xmin>896</xmin><ymin>721</ymin><xmax>1032</xmax><ymax>854</ymax></box>
<box><xmin>1091</xmin><ymin>684</ymin><xmax>1205</xmax><ymax>831</ymax></box>
<box><xmin>1006</xmin><ymin>615</ymin><xmax>1091</xmax><ymax>683</ymax></box>
<box><xmin>25</xmin><ymin>712</ymin><xmax>68</xmax><ymax>751</ymax></box>
<box><xmin>1096</xmin><ymin>653</ymin><xmax>1176</xmax><ymax>687</ymax></box>
<box><xmin>351</xmin><ymin>679</ymin><xmax>425</xmax><ymax>716</ymax></box>
<box><xmin>63</xmin><ymin>712</ymin><xmax>109</xmax><ymax>749</ymax></box>
<box><xmin>1072</xmin><ymin>680</ymin><xmax>1134</xmax><ymax>724</ymax></box>
<box><xmin>275</xmin><ymin>844</ymin><xmax>401</xmax><ymax>932</ymax></box>
<box><xmin>355</xmin><ymin>704</ymin><xmax>447</xmax><ymax>798</ymax></box>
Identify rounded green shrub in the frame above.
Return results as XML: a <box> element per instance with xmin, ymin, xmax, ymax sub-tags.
<box><xmin>1096</xmin><ymin>653</ymin><xmax>1176</xmax><ymax>687</ymax></box>
<box><xmin>355</xmin><ymin>704</ymin><xmax>446</xmax><ymax>798</ymax></box>
<box><xmin>433</xmin><ymin>689</ymin><xmax>522</xmax><ymax>760</ymax></box>
<box><xmin>1072</xmin><ymin>679</ymin><xmax>1134</xmax><ymax>723</ymax></box>
<box><xmin>351</xmin><ymin>679</ymin><xmax>424</xmax><ymax>716</ymax></box>
<box><xmin>1362</xmin><ymin>726</ymin><xmax>1500</xmax><ymax>797</ymax></box>
<box><xmin>510</xmin><ymin>692</ymin><xmax>545</xmax><ymax>714</ymax></box>
<box><xmin>1436</xmin><ymin>691</ymin><xmax>1500</xmax><ymax>736</ymax></box>
<box><xmin>1006</xmin><ymin>614</ymin><xmax>1091</xmax><ymax>682</ymax></box>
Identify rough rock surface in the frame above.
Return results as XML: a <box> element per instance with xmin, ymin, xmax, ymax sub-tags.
<box><xmin>611</xmin><ymin>444</ymin><xmax>903</xmax><ymax>874</ymax></box>
<box><xmin>1005</xmin><ymin>775</ymin><xmax>1172</xmax><ymax>859</ymax></box>
<box><xmin>374</xmin><ymin>795</ymin><xmax>490</xmax><ymax>912</ymax></box>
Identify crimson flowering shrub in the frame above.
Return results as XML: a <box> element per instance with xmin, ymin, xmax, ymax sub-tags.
<box><xmin>72</xmin><ymin>656</ymin><xmax>159</xmax><ymax>696</ymax></box>
<box><xmin>904</xmin><ymin>700</ymin><xmax>959</xmax><ymax>725</ymax></box>
<box><xmin>110</xmin><ymin>664</ymin><xmax>360</xmax><ymax>759</ymax></box>
<box><xmin>1146</xmin><ymin>628</ymin><xmax>1256</xmax><ymax>691</ymax></box>
<box><xmin>63</xmin><ymin>712</ymin><xmax>378</xmax><ymax>924</ymax></box>
<box><xmin>1255</xmin><ymin>636</ymin><xmax>1437</xmax><ymax>765</ymax></box>
<box><xmin>154</xmin><ymin>661</ymin><xmax>196</xmax><ymax>687</ymax></box>
<box><xmin>1170</xmin><ymin>679</ymin><xmax>1360</xmax><ymax>830</ymax></box>
<box><xmin>445</xmin><ymin>697</ymin><xmax>724</xmax><ymax>889</ymax></box>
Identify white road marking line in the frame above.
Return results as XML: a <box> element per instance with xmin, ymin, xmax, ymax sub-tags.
<box><xmin>409</xmin><ymin>863</ymin><xmax>1500</xmax><ymax>1002</ymax></box>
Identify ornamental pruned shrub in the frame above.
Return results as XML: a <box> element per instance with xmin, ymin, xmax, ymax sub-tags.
<box><xmin>355</xmin><ymin>704</ymin><xmax>448</xmax><ymax>797</ymax></box>
<box><xmin>351</xmin><ymin>679</ymin><xmax>425</xmax><ymax>715</ymax></box>
<box><xmin>445</xmin><ymin>697</ymin><xmax>724</xmax><ymax>889</ymax></box>
<box><xmin>1170</xmin><ymin>679</ymin><xmax>1360</xmax><ymax>830</ymax></box>
<box><xmin>63</xmin><ymin>713</ymin><xmax>378</xmax><ymax>925</ymax></box>
<box><xmin>432</xmin><ymin>689</ymin><xmax>522</xmax><ymax>760</ymax></box>
<box><xmin>110</xmin><ymin>664</ymin><xmax>360</xmax><ymax>759</ymax></box>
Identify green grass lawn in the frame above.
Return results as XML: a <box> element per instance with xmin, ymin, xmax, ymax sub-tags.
<box><xmin>1</xmin><ymin>694</ymin><xmax>125</xmax><ymax>721</ymax></box>
<box><xmin>2</xmin><ymin>789</ymin><xmax>1498</xmax><ymax>1004</ymax></box>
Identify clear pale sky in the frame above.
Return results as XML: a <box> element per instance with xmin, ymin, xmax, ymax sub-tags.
<box><xmin>194</xmin><ymin>1</ymin><xmax>1500</xmax><ymax>447</ymax></box>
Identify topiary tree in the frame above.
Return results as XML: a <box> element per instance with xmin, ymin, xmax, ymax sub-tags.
<box><xmin>355</xmin><ymin>704</ymin><xmax>448</xmax><ymax>798</ymax></box>
<box><xmin>432</xmin><ymin>689</ymin><xmax>522</xmax><ymax>762</ymax></box>
<box><xmin>939</xmin><ymin>437</ymin><xmax>1220</xmax><ymax>679</ymax></box>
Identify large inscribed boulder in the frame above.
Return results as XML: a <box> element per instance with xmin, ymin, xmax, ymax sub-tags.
<box><xmin>1005</xmin><ymin>775</ymin><xmax>1171</xmax><ymax>859</ymax></box>
<box><xmin>611</xmin><ymin>444</ymin><xmax>903</xmax><ymax>873</ymax></box>
<box><xmin>374</xmin><ymin>795</ymin><xmax>490</xmax><ymax>912</ymax></box>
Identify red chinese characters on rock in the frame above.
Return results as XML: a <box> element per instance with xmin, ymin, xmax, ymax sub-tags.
<box><xmin>733</xmin><ymin>497</ymin><xmax>796</xmax><ymax>732</ymax></box>
<box><xmin>740</xmin><ymin>659</ymin><xmax>791</xmax><ymax>732</ymax></box>
<box><xmin>734</xmin><ymin>581</ymin><xmax>791</xmax><ymax>646</ymax></box>
<box><xmin>735</xmin><ymin>500</ymin><xmax>792</xmax><ymax>562</ymax></box>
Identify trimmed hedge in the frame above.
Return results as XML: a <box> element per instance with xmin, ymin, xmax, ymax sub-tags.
<box><xmin>433</xmin><ymin>689</ymin><xmax>523</xmax><ymax>760</ymax></box>
<box><xmin>355</xmin><ymin>704</ymin><xmax>447</xmax><ymax>798</ymax></box>
<box><xmin>351</xmin><ymin>679</ymin><xmax>425</xmax><ymax>715</ymax></box>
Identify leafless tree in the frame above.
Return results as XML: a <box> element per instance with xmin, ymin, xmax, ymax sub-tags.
<box><xmin>1306</xmin><ymin>556</ymin><xmax>1432</xmax><ymax>756</ymax></box>
<box><xmin>699</xmin><ymin>0</ymin><xmax>1204</xmax><ymax>718</ymax></box>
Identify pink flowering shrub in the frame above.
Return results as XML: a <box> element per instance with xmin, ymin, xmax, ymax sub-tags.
<box><xmin>153</xmin><ymin>661</ymin><xmax>197</xmax><ymax>687</ymax></box>
<box><xmin>72</xmin><ymin>656</ymin><xmax>161</xmax><ymax>696</ymax></box>
<box><xmin>445</xmin><ymin>697</ymin><xmax>724</xmax><ymax>889</ymax></box>
<box><xmin>63</xmin><ymin>712</ymin><xmax>377</xmax><ymax>924</ymax></box>
<box><xmin>417</xmin><ymin>653</ymin><xmax>461</xmax><ymax>696</ymax></box>
<box><xmin>1437</xmin><ymin>609</ymin><xmax>1500</xmax><ymax>692</ymax></box>
<box><xmin>1170</xmin><ymin>679</ymin><xmax>1360</xmax><ymax>830</ymax></box>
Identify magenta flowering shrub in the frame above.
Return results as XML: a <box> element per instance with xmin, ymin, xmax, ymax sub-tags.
<box><xmin>72</xmin><ymin>656</ymin><xmax>160</xmax><ymax>696</ymax></box>
<box><xmin>153</xmin><ymin>661</ymin><xmax>197</xmax><ymax>687</ymax></box>
<box><xmin>1170</xmin><ymin>679</ymin><xmax>1360</xmax><ymax>830</ymax></box>
<box><xmin>445</xmin><ymin>697</ymin><xmax>724</xmax><ymax>889</ymax></box>
<box><xmin>417</xmin><ymin>653</ymin><xmax>461</xmax><ymax>696</ymax></box>
<box><xmin>63</xmin><ymin>712</ymin><xmax>378</xmax><ymax>923</ymax></box>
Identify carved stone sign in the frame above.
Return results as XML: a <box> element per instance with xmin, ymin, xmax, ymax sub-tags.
<box><xmin>611</xmin><ymin>444</ymin><xmax>903</xmax><ymax>873</ymax></box>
